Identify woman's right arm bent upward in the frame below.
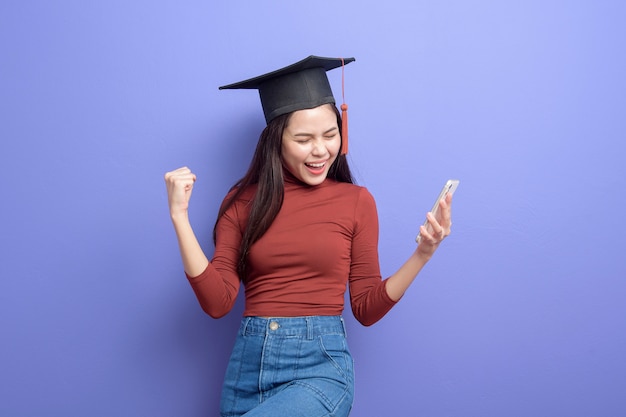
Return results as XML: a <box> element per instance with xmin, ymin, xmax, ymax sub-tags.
<box><xmin>165</xmin><ymin>167</ymin><xmax>241</xmax><ymax>318</ymax></box>
<box><xmin>164</xmin><ymin>167</ymin><xmax>209</xmax><ymax>277</ymax></box>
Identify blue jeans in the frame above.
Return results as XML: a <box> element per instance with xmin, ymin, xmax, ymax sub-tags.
<box><xmin>220</xmin><ymin>316</ymin><xmax>355</xmax><ymax>417</ymax></box>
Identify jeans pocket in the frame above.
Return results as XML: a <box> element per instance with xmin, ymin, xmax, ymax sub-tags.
<box><xmin>318</xmin><ymin>334</ymin><xmax>354</xmax><ymax>383</ymax></box>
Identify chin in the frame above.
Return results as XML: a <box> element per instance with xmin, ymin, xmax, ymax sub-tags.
<box><xmin>300</xmin><ymin>172</ymin><xmax>328</xmax><ymax>186</ymax></box>
<box><xmin>301</xmin><ymin>178</ymin><xmax>324</xmax><ymax>186</ymax></box>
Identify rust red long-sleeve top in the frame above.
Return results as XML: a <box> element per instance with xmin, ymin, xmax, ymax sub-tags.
<box><xmin>186</xmin><ymin>173</ymin><xmax>397</xmax><ymax>326</ymax></box>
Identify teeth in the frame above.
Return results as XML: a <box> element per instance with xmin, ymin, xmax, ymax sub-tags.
<box><xmin>306</xmin><ymin>162</ymin><xmax>325</xmax><ymax>168</ymax></box>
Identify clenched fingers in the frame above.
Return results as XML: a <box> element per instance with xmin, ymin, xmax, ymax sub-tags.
<box><xmin>164</xmin><ymin>167</ymin><xmax>197</xmax><ymax>214</ymax></box>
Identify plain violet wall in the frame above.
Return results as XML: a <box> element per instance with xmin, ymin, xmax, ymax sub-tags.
<box><xmin>1</xmin><ymin>1</ymin><xmax>625</xmax><ymax>416</ymax></box>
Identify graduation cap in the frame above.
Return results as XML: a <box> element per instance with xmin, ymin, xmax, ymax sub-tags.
<box><xmin>219</xmin><ymin>55</ymin><xmax>355</xmax><ymax>154</ymax></box>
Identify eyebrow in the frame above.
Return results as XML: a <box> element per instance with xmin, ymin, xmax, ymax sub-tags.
<box><xmin>293</xmin><ymin>126</ymin><xmax>338</xmax><ymax>137</ymax></box>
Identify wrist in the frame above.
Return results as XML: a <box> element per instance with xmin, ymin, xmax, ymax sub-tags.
<box><xmin>414</xmin><ymin>247</ymin><xmax>433</xmax><ymax>263</ymax></box>
<box><xmin>170</xmin><ymin>210</ymin><xmax>190</xmax><ymax>224</ymax></box>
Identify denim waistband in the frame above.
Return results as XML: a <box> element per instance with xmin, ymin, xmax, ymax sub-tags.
<box><xmin>240</xmin><ymin>316</ymin><xmax>347</xmax><ymax>338</ymax></box>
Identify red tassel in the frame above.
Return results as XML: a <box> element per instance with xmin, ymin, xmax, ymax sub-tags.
<box><xmin>340</xmin><ymin>103</ymin><xmax>348</xmax><ymax>155</ymax></box>
<box><xmin>340</xmin><ymin>57</ymin><xmax>349</xmax><ymax>155</ymax></box>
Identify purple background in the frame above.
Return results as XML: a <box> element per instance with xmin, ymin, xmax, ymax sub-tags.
<box><xmin>2</xmin><ymin>1</ymin><xmax>625</xmax><ymax>416</ymax></box>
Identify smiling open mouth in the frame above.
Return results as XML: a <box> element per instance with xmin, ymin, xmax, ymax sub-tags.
<box><xmin>305</xmin><ymin>162</ymin><xmax>325</xmax><ymax>168</ymax></box>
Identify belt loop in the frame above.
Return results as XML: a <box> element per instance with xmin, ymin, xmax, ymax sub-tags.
<box><xmin>306</xmin><ymin>317</ymin><xmax>313</xmax><ymax>340</ymax></box>
<box><xmin>340</xmin><ymin>316</ymin><xmax>347</xmax><ymax>337</ymax></box>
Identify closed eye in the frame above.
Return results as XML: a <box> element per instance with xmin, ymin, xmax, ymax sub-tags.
<box><xmin>292</xmin><ymin>127</ymin><xmax>337</xmax><ymax>142</ymax></box>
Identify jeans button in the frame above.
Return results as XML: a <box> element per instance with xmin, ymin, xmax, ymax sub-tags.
<box><xmin>269</xmin><ymin>321</ymin><xmax>279</xmax><ymax>331</ymax></box>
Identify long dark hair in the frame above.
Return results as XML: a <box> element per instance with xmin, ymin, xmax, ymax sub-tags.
<box><xmin>213</xmin><ymin>104</ymin><xmax>354</xmax><ymax>280</ymax></box>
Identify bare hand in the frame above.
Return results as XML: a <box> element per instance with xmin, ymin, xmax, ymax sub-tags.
<box><xmin>416</xmin><ymin>192</ymin><xmax>453</xmax><ymax>258</ymax></box>
<box><xmin>164</xmin><ymin>167</ymin><xmax>197</xmax><ymax>218</ymax></box>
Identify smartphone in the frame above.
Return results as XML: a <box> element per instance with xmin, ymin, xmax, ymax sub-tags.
<box><xmin>416</xmin><ymin>179</ymin><xmax>460</xmax><ymax>243</ymax></box>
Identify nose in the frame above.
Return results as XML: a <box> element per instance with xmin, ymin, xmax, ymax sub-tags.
<box><xmin>311</xmin><ymin>139</ymin><xmax>326</xmax><ymax>156</ymax></box>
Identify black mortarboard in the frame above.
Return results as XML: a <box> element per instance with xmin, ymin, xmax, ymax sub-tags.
<box><xmin>219</xmin><ymin>55</ymin><xmax>355</xmax><ymax>154</ymax></box>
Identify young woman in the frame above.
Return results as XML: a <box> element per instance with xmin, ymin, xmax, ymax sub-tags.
<box><xmin>164</xmin><ymin>56</ymin><xmax>453</xmax><ymax>417</ymax></box>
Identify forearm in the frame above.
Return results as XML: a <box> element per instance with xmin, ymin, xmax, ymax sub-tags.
<box><xmin>384</xmin><ymin>250</ymin><xmax>431</xmax><ymax>301</ymax></box>
<box><xmin>385</xmin><ymin>193</ymin><xmax>453</xmax><ymax>301</ymax></box>
<box><xmin>171</xmin><ymin>213</ymin><xmax>210</xmax><ymax>277</ymax></box>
